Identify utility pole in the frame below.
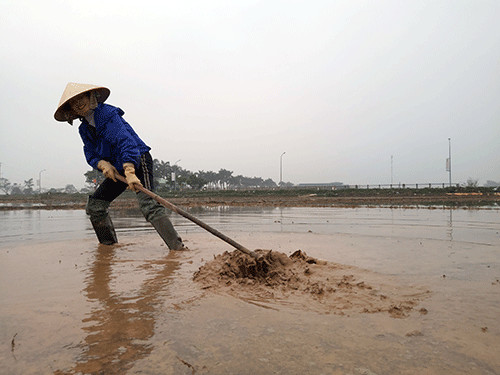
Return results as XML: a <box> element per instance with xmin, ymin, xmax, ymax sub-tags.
<box><xmin>280</xmin><ymin>152</ymin><xmax>286</xmax><ymax>186</ymax></box>
<box><xmin>390</xmin><ymin>155</ymin><xmax>393</xmax><ymax>185</ymax></box>
<box><xmin>172</xmin><ymin>159</ymin><xmax>180</xmax><ymax>190</ymax></box>
<box><xmin>39</xmin><ymin>169</ymin><xmax>46</xmax><ymax>194</ymax></box>
<box><xmin>448</xmin><ymin>138</ymin><xmax>452</xmax><ymax>186</ymax></box>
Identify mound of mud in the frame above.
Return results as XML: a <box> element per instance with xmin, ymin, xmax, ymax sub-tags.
<box><xmin>194</xmin><ymin>249</ymin><xmax>322</xmax><ymax>289</ymax></box>
<box><xmin>194</xmin><ymin>249</ymin><xmax>430</xmax><ymax>317</ymax></box>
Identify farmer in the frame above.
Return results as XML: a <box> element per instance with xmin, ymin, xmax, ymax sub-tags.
<box><xmin>54</xmin><ymin>82</ymin><xmax>185</xmax><ymax>250</ymax></box>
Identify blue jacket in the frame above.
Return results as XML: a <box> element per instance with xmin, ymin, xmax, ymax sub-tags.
<box><xmin>78</xmin><ymin>103</ymin><xmax>151</xmax><ymax>171</ymax></box>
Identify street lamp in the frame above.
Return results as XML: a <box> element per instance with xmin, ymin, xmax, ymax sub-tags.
<box><xmin>172</xmin><ymin>159</ymin><xmax>181</xmax><ymax>190</ymax></box>
<box><xmin>448</xmin><ymin>138</ymin><xmax>452</xmax><ymax>187</ymax></box>
<box><xmin>39</xmin><ymin>169</ymin><xmax>46</xmax><ymax>194</ymax></box>
<box><xmin>280</xmin><ymin>152</ymin><xmax>286</xmax><ymax>186</ymax></box>
<box><xmin>390</xmin><ymin>155</ymin><xmax>393</xmax><ymax>185</ymax></box>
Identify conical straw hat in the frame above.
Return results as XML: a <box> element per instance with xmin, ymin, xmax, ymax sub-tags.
<box><xmin>54</xmin><ymin>82</ymin><xmax>110</xmax><ymax>122</ymax></box>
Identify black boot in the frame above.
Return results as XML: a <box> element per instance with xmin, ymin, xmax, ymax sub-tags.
<box><xmin>90</xmin><ymin>215</ymin><xmax>118</xmax><ymax>245</ymax></box>
<box><xmin>86</xmin><ymin>197</ymin><xmax>117</xmax><ymax>245</ymax></box>
<box><xmin>137</xmin><ymin>192</ymin><xmax>185</xmax><ymax>250</ymax></box>
<box><xmin>150</xmin><ymin>216</ymin><xmax>184</xmax><ymax>250</ymax></box>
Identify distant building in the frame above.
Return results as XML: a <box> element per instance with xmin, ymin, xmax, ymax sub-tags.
<box><xmin>296</xmin><ymin>182</ymin><xmax>345</xmax><ymax>189</ymax></box>
<box><xmin>484</xmin><ymin>180</ymin><xmax>500</xmax><ymax>187</ymax></box>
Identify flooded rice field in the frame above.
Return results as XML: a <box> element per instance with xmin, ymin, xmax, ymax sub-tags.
<box><xmin>0</xmin><ymin>206</ymin><xmax>499</xmax><ymax>374</ymax></box>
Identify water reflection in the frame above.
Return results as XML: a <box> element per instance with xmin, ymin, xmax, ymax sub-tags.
<box><xmin>0</xmin><ymin>209</ymin><xmax>91</xmax><ymax>244</ymax></box>
<box><xmin>447</xmin><ymin>209</ymin><xmax>454</xmax><ymax>241</ymax></box>
<box><xmin>55</xmin><ymin>244</ymin><xmax>180</xmax><ymax>374</ymax></box>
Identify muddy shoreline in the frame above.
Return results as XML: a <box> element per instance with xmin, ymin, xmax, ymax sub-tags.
<box><xmin>1</xmin><ymin>193</ymin><xmax>498</xmax><ymax>210</ymax></box>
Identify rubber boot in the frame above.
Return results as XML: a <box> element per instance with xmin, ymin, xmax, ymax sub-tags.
<box><xmin>90</xmin><ymin>215</ymin><xmax>118</xmax><ymax>245</ymax></box>
<box><xmin>137</xmin><ymin>192</ymin><xmax>184</xmax><ymax>250</ymax></box>
<box><xmin>150</xmin><ymin>216</ymin><xmax>185</xmax><ymax>250</ymax></box>
<box><xmin>86</xmin><ymin>197</ymin><xmax>117</xmax><ymax>245</ymax></box>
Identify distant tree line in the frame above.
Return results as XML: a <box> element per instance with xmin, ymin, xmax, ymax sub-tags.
<box><xmin>2</xmin><ymin>161</ymin><xmax>497</xmax><ymax>195</ymax></box>
<box><xmin>0</xmin><ymin>177</ymin><xmax>80</xmax><ymax>195</ymax></box>
<box><xmin>0</xmin><ymin>160</ymin><xmax>283</xmax><ymax>196</ymax></box>
<box><xmin>152</xmin><ymin>159</ymin><xmax>279</xmax><ymax>191</ymax></box>
<box><xmin>0</xmin><ymin>177</ymin><xmax>35</xmax><ymax>195</ymax></box>
<box><xmin>82</xmin><ymin>159</ymin><xmax>283</xmax><ymax>192</ymax></box>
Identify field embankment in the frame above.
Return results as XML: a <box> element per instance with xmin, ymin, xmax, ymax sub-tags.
<box><xmin>1</xmin><ymin>187</ymin><xmax>498</xmax><ymax>210</ymax></box>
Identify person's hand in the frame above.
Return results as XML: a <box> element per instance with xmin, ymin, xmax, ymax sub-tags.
<box><xmin>123</xmin><ymin>163</ymin><xmax>142</xmax><ymax>192</ymax></box>
<box><xmin>97</xmin><ymin>160</ymin><xmax>118</xmax><ymax>182</ymax></box>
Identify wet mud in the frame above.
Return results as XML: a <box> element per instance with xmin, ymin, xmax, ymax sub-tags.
<box><xmin>194</xmin><ymin>249</ymin><xmax>429</xmax><ymax>317</ymax></box>
<box><xmin>1</xmin><ymin>207</ymin><xmax>500</xmax><ymax>374</ymax></box>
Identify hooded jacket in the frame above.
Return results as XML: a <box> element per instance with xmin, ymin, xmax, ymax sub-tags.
<box><xmin>78</xmin><ymin>103</ymin><xmax>151</xmax><ymax>171</ymax></box>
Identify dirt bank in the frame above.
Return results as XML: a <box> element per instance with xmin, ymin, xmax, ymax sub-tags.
<box><xmin>1</xmin><ymin>191</ymin><xmax>498</xmax><ymax>210</ymax></box>
<box><xmin>167</xmin><ymin>193</ymin><xmax>500</xmax><ymax>208</ymax></box>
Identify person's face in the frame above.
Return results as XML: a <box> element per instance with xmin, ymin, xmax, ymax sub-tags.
<box><xmin>69</xmin><ymin>93</ymin><xmax>91</xmax><ymax>116</ymax></box>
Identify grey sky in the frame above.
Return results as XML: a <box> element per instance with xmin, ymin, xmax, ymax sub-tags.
<box><xmin>1</xmin><ymin>0</ymin><xmax>499</xmax><ymax>189</ymax></box>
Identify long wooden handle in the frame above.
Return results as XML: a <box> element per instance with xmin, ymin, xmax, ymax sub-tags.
<box><xmin>116</xmin><ymin>175</ymin><xmax>258</xmax><ymax>258</ymax></box>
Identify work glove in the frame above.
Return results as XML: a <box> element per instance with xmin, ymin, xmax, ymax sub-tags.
<box><xmin>123</xmin><ymin>162</ymin><xmax>142</xmax><ymax>192</ymax></box>
<box><xmin>97</xmin><ymin>160</ymin><xmax>118</xmax><ymax>182</ymax></box>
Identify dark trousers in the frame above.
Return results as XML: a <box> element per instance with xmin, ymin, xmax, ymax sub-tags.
<box><xmin>91</xmin><ymin>152</ymin><xmax>155</xmax><ymax>202</ymax></box>
<box><xmin>87</xmin><ymin>152</ymin><xmax>183</xmax><ymax>249</ymax></box>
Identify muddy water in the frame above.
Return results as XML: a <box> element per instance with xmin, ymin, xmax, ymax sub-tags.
<box><xmin>0</xmin><ymin>207</ymin><xmax>499</xmax><ymax>374</ymax></box>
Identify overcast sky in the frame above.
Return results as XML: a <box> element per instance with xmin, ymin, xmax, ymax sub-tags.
<box><xmin>1</xmin><ymin>0</ymin><xmax>499</xmax><ymax>189</ymax></box>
